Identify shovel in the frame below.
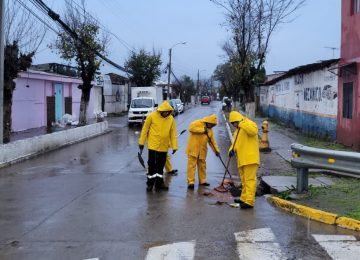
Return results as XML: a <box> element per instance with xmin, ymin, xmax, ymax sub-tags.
<box><xmin>137</xmin><ymin>129</ymin><xmax>187</xmax><ymax>168</ymax></box>
<box><xmin>138</xmin><ymin>151</ymin><xmax>146</xmax><ymax>169</ymax></box>
<box><xmin>177</xmin><ymin>129</ymin><xmax>186</xmax><ymax>137</ymax></box>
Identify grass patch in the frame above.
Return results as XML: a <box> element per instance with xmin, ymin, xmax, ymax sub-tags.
<box><xmin>295</xmin><ymin>176</ymin><xmax>360</xmax><ymax>221</ymax></box>
<box><xmin>297</xmin><ymin>136</ymin><xmax>351</xmax><ymax>151</ymax></box>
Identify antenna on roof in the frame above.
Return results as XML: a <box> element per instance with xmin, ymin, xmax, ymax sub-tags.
<box><xmin>324</xmin><ymin>47</ymin><xmax>339</xmax><ymax>58</ymax></box>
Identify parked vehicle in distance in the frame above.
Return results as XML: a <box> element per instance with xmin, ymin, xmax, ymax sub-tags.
<box><xmin>168</xmin><ymin>99</ymin><xmax>179</xmax><ymax>116</ymax></box>
<box><xmin>201</xmin><ymin>96</ymin><xmax>210</xmax><ymax>105</ymax></box>
<box><xmin>128</xmin><ymin>86</ymin><xmax>163</xmax><ymax>126</ymax></box>
<box><xmin>216</xmin><ymin>93</ymin><xmax>220</xmax><ymax>101</ymax></box>
<box><xmin>170</xmin><ymin>98</ymin><xmax>184</xmax><ymax>113</ymax></box>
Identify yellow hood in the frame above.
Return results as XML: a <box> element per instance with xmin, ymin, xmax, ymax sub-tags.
<box><xmin>202</xmin><ymin>114</ymin><xmax>217</xmax><ymax>125</ymax></box>
<box><xmin>157</xmin><ymin>101</ymin><xmax>174</xmax><ymax>112</ymax></box>
<box><xmin>229</xmin><ymin>111</ymin><xmax>245</xmax><ymax>123</ymax></box>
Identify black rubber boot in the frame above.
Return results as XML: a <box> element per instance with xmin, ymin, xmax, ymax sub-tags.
<box><xmin>188</xmin><ymin>184</ymin><xmax>194</xmax><ymax>189</ymax></box>
<box><xmin>240</xmin><ymin>203</ymin><xmax>254</xmax><ymax>209</ymax></box>
<box><xmin>234</xmin><ymin>199</ymin><xmax>244</xmax><ymax>204</ymax></box>
<box><xmin>200</xmin><ymin>182</ymin><xmax>210</xmax><ymax>186</ymax></box>
<box><xmin>167</xmin><ymin>169</ymin><xmax>178</xmax><ymax>176</ymax></box>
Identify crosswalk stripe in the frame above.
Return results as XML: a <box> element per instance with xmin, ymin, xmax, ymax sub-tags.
<box><xmin>145</xmin><ymin>241</ymin><xmax>195</xmax><ymax>260</ymax></box>
<box><xmin>312</xmin><ymin>234</ymin><xmax>360</xmax><ymax>260</ymax></box>
<box><xmin>234</xmin><ymin>228</ymin><xmax>287</xmax><ymax>260</ymax></box>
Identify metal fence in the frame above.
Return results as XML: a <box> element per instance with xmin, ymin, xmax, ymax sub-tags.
<box><xmin>290</xmin><ymin>143</ymin><xmax>360</xmax><ymax>192</ymax></box>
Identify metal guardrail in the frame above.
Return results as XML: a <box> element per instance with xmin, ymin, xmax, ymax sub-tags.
<box><xmin>290</xmin><ymin>143</ymin><xmax>360</xmax><ymax>192</ymax></box>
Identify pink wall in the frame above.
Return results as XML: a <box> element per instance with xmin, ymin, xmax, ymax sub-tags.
<box><xmin>13</xmin><ymin>70</ymin><xmax>95</xmax><ymax>132</ymax></box>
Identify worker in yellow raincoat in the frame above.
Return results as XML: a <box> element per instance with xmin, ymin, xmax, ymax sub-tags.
<box><xmin>139</xmin><ymin>101</ymin><xmax>178</xmax><ymax>192</ymax></box>
<box><xmin>185</xmin><ymin>114</ymin><xmax>220</xmax><ymax>189</ymax></box>
<box><xmin>228</xmin><ymin>111</ymin><xmax>260</xmax><ymax>209</ymax></box>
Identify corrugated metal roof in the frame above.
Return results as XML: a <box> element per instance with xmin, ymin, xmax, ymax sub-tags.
<box><xmin>263</xmin><ymin>58</ymin><xmax>340</xmax><ymax>86</ymax></box>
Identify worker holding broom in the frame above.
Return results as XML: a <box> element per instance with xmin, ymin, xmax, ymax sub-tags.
<box><xmin>228</xmin><ymin>111</ymin><xmax>260</xmax><ymax>209</ymax></box>
<box><xmin>139</xmin><ymin>101</ymin><xmax>178</xmax><ymax>192</ymax></box>
<box><xmin>185</xmin><ymin>114</ymin><xmax>220</xmax><ymax>189</ymax></box>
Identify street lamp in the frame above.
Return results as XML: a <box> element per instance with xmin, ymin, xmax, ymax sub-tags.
<box><xmin>167</xmin><ymin>41</ymin><xmax>186</xmax><ymax>100</ymax></box>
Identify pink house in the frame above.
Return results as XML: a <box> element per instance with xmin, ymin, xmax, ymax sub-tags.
<box><xmin>13</xmin><ymin>69</ymin><xmax>96</xmax><ymax>132</ymax></box>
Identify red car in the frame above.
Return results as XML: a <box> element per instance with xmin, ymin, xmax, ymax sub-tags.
<box><xmin>201</xmin><ymin>96</ymin><xmax>210</xmax><ymax>105</ymax></box>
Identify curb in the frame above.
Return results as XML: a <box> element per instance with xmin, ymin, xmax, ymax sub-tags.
<box><xmin>222</xmin><ymin>110</ymin><xmax>360</xmax><ymax>231</ymax></box>
<box><xmin>266</xmin><ymin>195</ymin><xmax>360</xmax><ymax>231</ymax></box>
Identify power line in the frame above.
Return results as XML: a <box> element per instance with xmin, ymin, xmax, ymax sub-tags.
<box><xmin>15</xmin><ymin>0</ymin><xmax>59</xmax><ymax>35</ymax></box>
<box><xmin>29</xmin><ymin>0</ymin><xmax>129</xmax><ymax>73</ymax></box>
<box><xmin>67</xmin><ymin>0</ymin><xmax>135</xmax><ymax>54</ymax></box>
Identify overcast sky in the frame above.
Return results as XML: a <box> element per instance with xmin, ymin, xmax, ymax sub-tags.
<box><xmin>33</xmin><ymin>0</ymin><xmax>341</xmax><ymax>81</ymax></box>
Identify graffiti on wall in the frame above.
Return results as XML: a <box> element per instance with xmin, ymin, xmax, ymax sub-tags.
<box><xmin>275</xmin><ymin>81</ymin><xmax>290</xmax><ymax>94</ymax></box>
<box><xmin>322</xmin><ymin>85</ymin><xmax>337</xmax><ymax>100</ymax></box>
<box><xmin>303</xmin><ymin>85</ymin><xmax>337</xmax><ymax>102</ymax></box>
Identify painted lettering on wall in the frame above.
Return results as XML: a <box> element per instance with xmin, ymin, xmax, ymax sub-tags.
<box><xmin>304</xmin><ymin>87</ymin><xmax>322</xmax><ymax>101</ymax></box>
<box><xmin>294</xmin><ymin>74</ymin><xmax>304</xmax><ymax>85</ymax></box>
<box><xmin>303</xmin><ymin>85</ymin><xmax>338</xmax><ymax>102</ymax></box>
<box><xmin>274</xmin><ymin>81</ymin><xmax>290</xmax><ymax>94</ymax></box>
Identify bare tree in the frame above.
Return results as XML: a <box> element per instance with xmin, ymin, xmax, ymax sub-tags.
<box><xmin>3</xmin><ymin>0</ymin><xmax>47</xmax><ymax>143</ymax></box>
<box><xmin>53</xmin><ymin>1</ymin><xmax>109</xmax><ymax>125</ymax></box>
<box><xmin>211</xmin><ymin>0</ymin><xmax>305</xmax><ymax>107</ymax></box>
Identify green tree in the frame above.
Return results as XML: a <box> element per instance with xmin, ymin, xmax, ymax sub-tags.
<box><xmin>125</xmin><ymin>49</ymin><xmax>162</xmax><ymax>86</ymax></box>
<box><xmin>178</xmin><ymin>75</ymin><xmax>195</xmax><ymax>103</ymax></box>
<box><xmin>3</xmin><ymin>0</ymin><xmax>46</xmax><ymax>143</ymax></box>
<box><xmin>53</xmin><ymin>2</ymin><xmax>108</xmax><ymax>126</ymax></box>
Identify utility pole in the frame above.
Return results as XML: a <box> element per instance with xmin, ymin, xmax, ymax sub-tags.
<box><xmin>196</xmin><ymin>69</ymin><xmax>199</xmax><ymax>104</ymax></box>
<box><xmin>0</xmin><ymin>0</ymin><xmax>4</xmax><ymax>144</ymax></box>
<box><xmin>167</xmin><ymin>48</ymin><xmax>172</xmax><ymax>100</ymax></box>
<box><xmin>167</xmin><ymin>42</ymin><xmax>186</xmax><ymax>100</ymax></box>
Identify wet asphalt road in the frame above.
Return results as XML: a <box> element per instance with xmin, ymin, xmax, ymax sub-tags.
<box><xmin>0</xmin><ymin>102</ymin><xmax>358</xmax><ymax>260</ymax></box>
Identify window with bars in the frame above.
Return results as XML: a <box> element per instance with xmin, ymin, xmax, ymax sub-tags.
<box><xmin>343</xmin><ymin>82</ymin><xmax>353</xmax><ymax>119</ymax></box>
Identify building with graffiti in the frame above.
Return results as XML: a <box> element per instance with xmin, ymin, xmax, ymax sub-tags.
<box><xmin>259</xmin><ymin>59</ymin><xmax>339</xmax><ymax>140</ymax></box>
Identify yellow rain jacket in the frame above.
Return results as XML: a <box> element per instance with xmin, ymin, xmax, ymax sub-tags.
<box><xmin>229</xmin><ymin>111</ymin><xmax>260</xmax><ymax>167</ymax></box>
<box><xmin>185</xmin><ymin>114</ymin><xmax>220</xmax><ymax>159</ymax></box>
<box><xmin>139</xmin><ymin>101</ymin><xmax>178</xmax><ymax>152</ymax></box>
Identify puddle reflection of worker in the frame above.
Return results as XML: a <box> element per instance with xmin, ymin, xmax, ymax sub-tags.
<box><xmin>164</xmin><ymin>154</ymin><xmax>178</xmax><ymax>175</ymax></box>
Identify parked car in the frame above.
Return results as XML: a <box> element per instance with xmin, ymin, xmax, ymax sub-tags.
<box><xmin>168</xmin><ymin>99</ymin><xmax>179</xmax><ymax>116</ymax></box>
<box><xmin>201</xmin><ymin>96</ymin><xmax>210</xmax><ymax>105</ymax></box>
<box><xmin>171</xmin><ymin>99</ymin><xmax>184</xmax><ymax>113</ymax></box>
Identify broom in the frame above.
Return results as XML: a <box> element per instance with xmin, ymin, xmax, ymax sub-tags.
<box><xmin>212</xmin><ymin>125</ymin><xmax>241</xmax><ymax>192</ymax></box>
<box><xmin>204</xmin><ymin>130</ymin><xmax>235</xmax><ymax>192</ymax></box>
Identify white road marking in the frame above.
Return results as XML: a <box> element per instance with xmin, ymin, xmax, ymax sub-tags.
<box><xmin>234</xmin><ymin>228</ymin><xmax>287</xmax><ymax>260</ymax></box>
<box><xmin>83</xmin><ymin>258</ymin><xmax>99</xmax><ymax>260</ymax></box>
<box><xmin>312</xmin><ymin>234</ymin><xmax>360</xmax><ymax>260</ymax></box>
<box><xmin>145</xmin><ymin>241</ymin><xmax>195</xmax><ymax>260</ymax></box>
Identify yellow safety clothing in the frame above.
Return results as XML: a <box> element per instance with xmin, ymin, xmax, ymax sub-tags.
<box><xmin>139</xmin><ymin>101</ymin><xmax>178</xmax><ymax>152</ymax></box>
<box><xmin>229</xmin><ymin>111</ymin><xmax>260</xmax><ymax>167</ymax></box>
<box><xmin>164</xmin><ymin>154</ymin><xmax>172</xmax><ymax>172</ymax></box>
<box><xmin>228</xmin><ymin>111</ymin><xmax>260</xmax><ymax>207</ymax></box>
<box><xmin>185</xmin><ymin>114</ymin><xmax>220</xmax><ymax>185</ymax></box>
<box><xmin>185</xmin><ymin>114</ymin><xmax>220</xmax><ymax>159</ymax></box>
<box><xmin>238</xmin><ymin>164</ymin><xmax>258</xmax><ymax>206</ymax></box>
<box><xmin>187</xmin><ymin>155</ymin><xmax>207</xmax><ymax>185</ymax></box>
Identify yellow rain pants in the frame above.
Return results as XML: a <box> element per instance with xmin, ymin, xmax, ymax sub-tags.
<box><xmin>164</xmin><ymin>154</ymin><xmax>172</xmax><ymax>172</ymax></box>
<box><xmin>187</xmin><ymin>155</ymin><xmax>207</xmax><ymax>185</ymax></box>
<box><xmin>238</xmin><ymin>164</ymin><xmax>258</xmax><ymax>207</ymax></box>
